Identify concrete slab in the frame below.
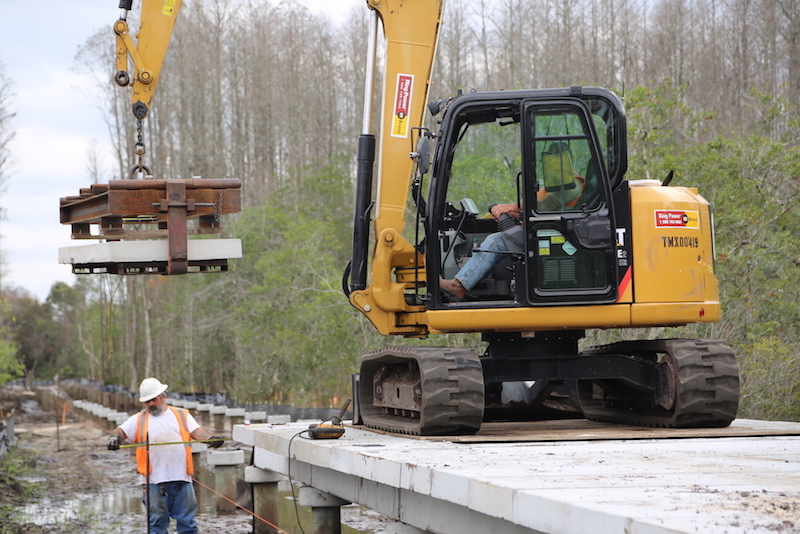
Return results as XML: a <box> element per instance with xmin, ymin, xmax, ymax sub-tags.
<box><xmin>244</xmin><ymin>465</ymin><xmax>284</xmax><ymax>484</ymax></box>
<box><xmin>235</xmin><ymin>419</ymin><xmax>800</xmax><ymax>534</ymax></box>
<box><xmin>207</xmin><ymin>449</ymin><xmax>245</xmax><ymax>466</ymax></box>
<box><xmin>245</xmin><ymin>411</ymin><xmax>267</xmax><ymax>422</ymax></box>
<box><xmin>298</xmin><ymin>486</ymin><xmax>351</xmax><ymax>507</ymax></box>
<box><xmin>58</xmin><ymin>238</ymin><xmax>242</xmax><ymax>264</ymax></box>
<box><xmin>267</xmin><ymin>414</ymin><xmax>291</xmax><ymax>424</ymax></box>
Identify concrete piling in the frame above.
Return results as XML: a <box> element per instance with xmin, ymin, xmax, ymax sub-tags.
<box><xmin>196</xmin><ymin>403</ymin><xmax>213</xmax><ymax>427</ymax></box>
<box><xmin>225</xmin><ymin>408</ymin><xmax>245</xmax><ymax>434</ymax></box>
<box><xmin>245</xmin><ymin>466</ymin><xmax>283</xmax><ymax>534</ymax></box>
<box><xmin>298</xmin><ymin>485</ymin><xmax>351</xmax><ymax>534</ymax></box>
<box><xmin>207</xmin><ymin>449</ymin><xmax>245</xmax><ymax>512</ymax></box>
<box><xmin>210</xmin><ymin>406</ymin><xmax>227</xmax><ymax>434</ymax></box>
<box><xmin>183</xmin><ymin>400</ymin><xmax>198</xmax><ymax>417</ymax></box>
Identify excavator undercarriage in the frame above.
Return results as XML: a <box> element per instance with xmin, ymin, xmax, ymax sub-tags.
<box><xmin>357</xmin><ymin>336</ymin><xmax>739</xmax><ymax>436</ymax></box>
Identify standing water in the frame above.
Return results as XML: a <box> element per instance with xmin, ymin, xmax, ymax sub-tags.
<box><xmin>13</xmin><ymin>454</ymin><xmax>386</xmax><ymax>533</ymax></box>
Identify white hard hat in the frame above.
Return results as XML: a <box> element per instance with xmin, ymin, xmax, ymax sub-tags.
<box><xmin>139</xmin><ymin>377</ymin><xmax>169</xmax><ymax>402</ymax></box>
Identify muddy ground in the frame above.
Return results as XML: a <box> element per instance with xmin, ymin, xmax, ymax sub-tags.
<box><xmin>0</xmin><ymin>390</ymin><xmax>386</xmax><ymax>534</ymax></box>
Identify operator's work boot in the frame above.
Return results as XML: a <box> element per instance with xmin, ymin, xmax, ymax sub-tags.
<box><xmin>439</xmin><ymin>277</ymin><xmax>467</xmax><ymax>301</ymax></box>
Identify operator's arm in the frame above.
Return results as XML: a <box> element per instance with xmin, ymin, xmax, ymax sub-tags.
<box><xmin>489</xmin><ymin>203</ymin><xmax>521</xmax><ymax>220</ymax></box>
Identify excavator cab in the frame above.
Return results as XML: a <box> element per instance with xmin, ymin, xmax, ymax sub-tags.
<box><xmin>426</xmin><ymin>87</ymin><xmax>627</xmax><ymax>308</ymax></box>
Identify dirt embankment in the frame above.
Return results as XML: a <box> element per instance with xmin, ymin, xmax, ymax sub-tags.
<box><xmin>0</xmin><ymin>393</ymin><xmax>124</xmax><ymax>533</ymax></box>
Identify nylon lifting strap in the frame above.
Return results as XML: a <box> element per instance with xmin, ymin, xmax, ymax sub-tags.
<box><xmin>135</xmin><ymin>406</ymin><xmax>194</xmax><ymax>476</ymax></box>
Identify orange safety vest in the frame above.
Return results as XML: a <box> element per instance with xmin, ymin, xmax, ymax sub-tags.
<box><xmin>134</xmin><ymin>406</ymin><xmax>194</xmax><ymax>476</ymax></box>
<box><xmin>536</xmin><ymin>175</ymin><xmax>587</xmax><ymax>209</ymax></box>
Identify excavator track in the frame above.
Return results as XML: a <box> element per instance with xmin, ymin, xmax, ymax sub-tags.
<box><xmin>358</xmin><ymin>346</ymin><xmax>484</xmax><ymax>436</ymax></box>
<box><xmin>577</xmin><ymin>339</ymin><xmax>739</xmax><ymax>428</ymax></box>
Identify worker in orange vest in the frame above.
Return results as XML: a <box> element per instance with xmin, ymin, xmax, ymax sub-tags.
<box><xmin>107</xmin><ymin>377</ymin><xmax>223</xmax><ymax>534</ymax></box>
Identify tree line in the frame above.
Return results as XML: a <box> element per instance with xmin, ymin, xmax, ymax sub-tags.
<box><xmin>0</xmin><ymin>0</ymin><xmax>798</xmax><ymax>419</ymax></box>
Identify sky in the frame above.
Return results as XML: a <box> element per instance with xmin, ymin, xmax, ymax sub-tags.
<box><xmin>0</xmin><ymin>0</ymin><xmax>362</xmax><ymax>302</ymax></box>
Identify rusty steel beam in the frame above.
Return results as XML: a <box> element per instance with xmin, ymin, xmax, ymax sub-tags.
<box><xmin>59</xmin><ymin>178</ymin><xmax>242</xmax><ymax>275</ymax></box>
<box><xmin>60</xmin><ymin>178</ymin><xmax>241</xmax><ymax>226</ymax></box>
<box><xmin>165</xmin><ymin>180</ymin><xmax>188</xmax><ymax>274</ymax></box>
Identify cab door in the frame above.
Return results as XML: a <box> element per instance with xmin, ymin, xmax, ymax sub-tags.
<box><xmin>521</xmin><ymin>100</ymin><xmax>618</xmax><ymax>304</ymax></box>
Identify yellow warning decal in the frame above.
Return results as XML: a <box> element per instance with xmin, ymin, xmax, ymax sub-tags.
<box><xmin>391</xmin><ymin>74</ymin><xmax>414</xmax><ymax>138</ymax></box>
<box><xmin>163</xmin><ymin>0</ymin><xmax>177</xmax><ymax>16</ymax></box>
<box><xmin>538</xmin><ymin>240</ymin><xmax>551</xmax><ymax>256</ymax></box>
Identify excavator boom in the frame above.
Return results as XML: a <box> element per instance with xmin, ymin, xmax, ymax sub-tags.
<box><xmin>115</xmin><ymin>0</ymin><xmax>183</xmax><ymax>119</ymax></box>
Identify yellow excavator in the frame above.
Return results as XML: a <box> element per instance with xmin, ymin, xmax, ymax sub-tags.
<box><xmin>344</xmin><ymin>0</ymin><xmax>739</xmax><ymax>435</ymax></box>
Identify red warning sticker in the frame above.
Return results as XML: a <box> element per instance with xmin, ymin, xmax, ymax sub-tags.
<box><xmin>654</xmin><ymin>210</ymin><xmax>699</xmax><ymax>229</ymax></box>
<box><xmin>391</xmin><ymin>74</ymin><xmax>414</xmax><ymax>138</ymax></box>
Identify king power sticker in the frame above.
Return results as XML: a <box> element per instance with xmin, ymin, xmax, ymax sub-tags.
<box><xmin>391</xmin><ymin>74</ymin><xmax>414</xmax><ymax>138</ymax></box>
<box><xmin>654</xmin><ymin>210</ymin><xmax>699</xmax><ymax>229</ymax></box>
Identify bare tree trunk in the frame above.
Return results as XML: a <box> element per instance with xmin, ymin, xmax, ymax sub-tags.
<box><xmin>778</xmin><ymin>0</ymin><xmax>800</xmax><ymax>111</ymax></box>
<box><xmin>186</xmin><ymin>297</ymin><xmax>194</xmax><ymax>392</ymax></box>
<box><xmin>126</xmin><ymin>278</ymin><xmax>139</xmax><ymax>392</ymax></box>
<box><xmin>78</xmin><ymin>323</ymin><xmax>100</xmax><ymax>382</ymax></box>
<box><xmin>141</xmin><ymin>280</ymin><xmax>154</xmax><ymax>378</ymax></box>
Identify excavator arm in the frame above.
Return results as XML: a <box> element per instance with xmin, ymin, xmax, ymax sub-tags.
<box><xmin>348</xmin><ymin>0</ymin><xmax>444</xmax><ymax>337</ymax></box>
<box><xmin>114</xmin><ymin>0</ymin><xmax>183</xmax><ymax>119</ymax></box>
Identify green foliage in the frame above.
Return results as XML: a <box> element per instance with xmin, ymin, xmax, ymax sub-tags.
<box><xmin>624</xmin><ymin>80</ymin><xmax>715</xmax><ymax>183</ymax></box>
<box><xmin>736</xmin><ymin>324</ymin><xmax>800</xmax><ymax>421</ymax></box>
<box><xmin>448</xmin><ymin>121</ymin><xmax>522</xmax><ymax>209</ymax></box>
<box><xmin>0</xmin><ymin>300</ymin><xmax>22</xmax><ymax>387</ymax></box>
<box><xmin>0</xmin><ymin>339</ymin><xmax>23</xmax><ymax>388</ymax></box>
<box><xmin>0</xmin><ymin>446</ymin><xmax>39</xmax><ymax>504</ymax></box>
<box><xmin>2</xmin><ymin>289</ymin><xmax>59</xmax><ymax>379</ymax></box>
<box><xmin>223</xmin><ymin>162</ymin><xmax>381</xmax><ymax>405</ymax></box>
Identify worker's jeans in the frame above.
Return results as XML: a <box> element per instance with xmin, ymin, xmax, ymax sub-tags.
<box><xmin>142</xmin><ymin>481</ymin><xmax>198</xmax><ymax>534</ymax></box>
<box><xmin>455</xmin><ymin>232</ymin><xmax>508</xmax><ymax>290</ymax></box>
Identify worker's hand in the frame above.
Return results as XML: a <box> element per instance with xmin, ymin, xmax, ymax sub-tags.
<box><xmin>208</xmin><ymin>436</ymin><xmax>224</xmax><ymax>449</ymax></box>
<box><xmin>489</xmin><ymin>203</ymin><xmax>520</xmax><ymax>221</ymax></box>
<box><xmin>107</xmin><ymin>435</ymin><xmax>121</xmax><ymax>450</ymax></box>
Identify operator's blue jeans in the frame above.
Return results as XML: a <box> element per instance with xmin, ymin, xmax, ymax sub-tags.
<box><xmin>142</xmin><ymin>481</ymin><xmax>198</xmax><ymax>534</ymax></box>
<box><xmin>455</xmin><ymin>232</ymin><xmax>509</xmax><ymax>290</ymax></box>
